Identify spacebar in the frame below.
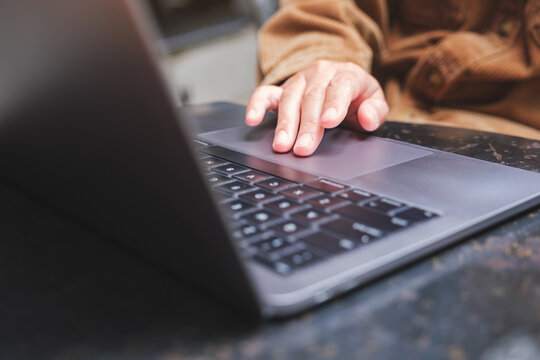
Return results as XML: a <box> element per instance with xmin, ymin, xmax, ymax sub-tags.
<box><xmin>200</xmin><ymin>145</ymin><xmax>317</xmax><ymax>183</ymax></box>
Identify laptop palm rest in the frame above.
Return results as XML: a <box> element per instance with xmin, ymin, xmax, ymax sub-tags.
<box><xmin>198</xmin><ymin>124</ymin><xmax>432</xmax><ymax>181</ymax></box>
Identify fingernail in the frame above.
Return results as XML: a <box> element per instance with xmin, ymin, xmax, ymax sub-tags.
<box><xmin>274</xmin><ymin>130</ymin><xmax>289</xmax><ymax>146</ymax></box>
<box><xmin>247</xmin><ymin>109</ymin><xmax>257</xmax><ymax>119</ymax></box>
<box><xmin>321</xmin><ymin>108</ymin><xmax>337</xmax><ymax>124</ymax></box>
<box><xmin>362</xmin><ymin>104</ymin><xmax>379</xmax><ymax>131</ymax></box>
<box><xmin>295</xmin><ymin>133</ymin><xmax>313</xmax><ymax>148</ymax></box>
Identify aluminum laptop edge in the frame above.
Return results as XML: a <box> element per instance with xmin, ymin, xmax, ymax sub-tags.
<box><xmin>1</xmin><ymin>0</ymin><xmax>539</xmax><ymax>319</ymax></box>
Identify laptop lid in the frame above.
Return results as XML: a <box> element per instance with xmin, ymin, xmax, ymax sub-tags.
<box><xmin>0</xmin><ymin>0</ymin><xmax>263</xmax><ymax>317</ymax></box>
<box><xmin>3</xmin><ymin>0</ymin><xmax>540</xmax><ymax>320</ymax></box>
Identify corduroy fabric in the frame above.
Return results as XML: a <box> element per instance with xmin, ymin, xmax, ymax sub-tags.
<box><xmin>257</xmin><ymin>0</ymin><xmax>540</xmax><ymax>139</ymax></box>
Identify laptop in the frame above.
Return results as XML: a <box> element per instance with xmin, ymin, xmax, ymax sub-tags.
<box><xmin>1</xmin><ymin>0</ymin><xmax>539</xmax><ymax>319</ymax></box>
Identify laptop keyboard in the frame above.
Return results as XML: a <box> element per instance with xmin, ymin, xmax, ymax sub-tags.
<box><xmin>197</xmin><ymin>143</ymin><xmax>438</xmax><ymax>276</ymax></box>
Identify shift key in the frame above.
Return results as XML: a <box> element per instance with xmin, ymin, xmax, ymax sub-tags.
<box><xmin>305</xmin><ymin>179</ymin><xmax>349</xmax><ymax>194</ymax></box>
<box><xmin>334</xmin><ymin>204</ymin><xmax>402</xmax><ymax>234</ymax></box>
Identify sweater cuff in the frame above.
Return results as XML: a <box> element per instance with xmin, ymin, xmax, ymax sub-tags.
<box><xmin>259</xmin><ymin>45</ymin><xmax>373</xmax><ymax>86</ymax></box>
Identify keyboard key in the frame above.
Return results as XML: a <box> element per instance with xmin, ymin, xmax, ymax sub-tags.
<box><xmin>264</xmin><ymin>199</ymin><xmax>303</xmax><ymax>214</ymax></box>
<box><xmin>393</xmin><ymin>207</ymin><xmax>438</xmax><ymax>225</ymax></box>
<box><xmin>270</xmin><ymin>221</ymin><xmax>309</xmax><ymax>237</ymax></box>
<box><xmin>291</xmin><ymin>209</ymin><xmax>331</xmax><ymax>224</ymax></box>
<box><xmin>307</xmin><ymin>195</ymin><xmax>347</xmax><ymax>210</ymax></box>
<box><xmin>232</xmin><ymin>223</ymin><xmax>263</xmax><ymax>240</ymax></box>
<box><xmin>242</xmin><ymin>210</ymin><xmax>280</xmax><ymax>225</ymax></box>
<box><xmin>234</xmin><ymin>170</ymin><xmax>271</xmax><ymax>183</ymax></box>
<box><xmin>338</xmin><ymin>189</ymin><xmax>375</xmax><ymax>202</ymax></box>
<box><xmin>305</xmin><ymin>179</ymin><xmax>349</xmax><ymax>194</ymax></box>
<box><xmin>200</xmin><ymin>157</ymin><xmax>228</xmax><ymax>169</ymax></box>
<box><xmin>206</xmin><ymin>173</ymin><xmax>231</xmax><ymax>186</ymax></box>
<box><xmin>249</xmin><ymin>236</ymin><xmax>291</xmax><ymax>259</ymax></box>
<box><xmin>301</xmin><ymin>232</ymin><xmax>358</xmax><ymax>254</ymax></box>
<box><xmin>279</xmin><ymin>186</ymin><xmax>321</xmax><ymax>201</ymax></box>
<box><xmin>256</xmin><ymin>177</ymin><xmax>295</xmax><ymax>192</ymax></box>
<box><xmin>281</xmin><ymin>248</ymin><xmax>322</xmax><ymax>269</ymax></box>
<box><xmin>252</xmin><ymin>255</ymin><xmax>293</xmax><ymax>275</ymax></box>
<box><xmin>364</xmin><ymin>197</ymin><xmax>406</xmax><ymax>214</ymax></box>
<box><xmin>321</xmin><ymin>218</ymin><xmax>379</xmax><ymax>241</ymax></box>
<box><xmin>213</xmin><ymin>163</ymin><xmax>250</xmax><ymax>176</ymax></box>
<box><xmin>334</xmin><ymin>204</ymin><xmax>402</xmax><ymax>234</ymax></box>
<box><xmin>214</xmin><ymin>181</ymin><xmax>254</xmax><ymax>194</ymax></box>
<box><xmin>240</xmin><ymin>189</ymin><xmax>280</xmax><ymax>203</ymax></box>
<box><xmin>222</xmin><ymin>199</ymin><xmax>254</xmax><ymax>216</ymax></box>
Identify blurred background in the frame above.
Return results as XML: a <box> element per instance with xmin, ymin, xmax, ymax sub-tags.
<box><xmin>147</xmin><ymin>0</ymin><xmax>278</xmax><ymax>105</ymax></box>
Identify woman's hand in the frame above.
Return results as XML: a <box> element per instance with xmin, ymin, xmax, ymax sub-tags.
<box><xmin>245</xmin><ymin>60</ymin><xmax>389</xmax><ymax>156</ymax></box>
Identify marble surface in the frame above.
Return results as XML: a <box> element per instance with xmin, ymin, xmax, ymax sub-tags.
<box><xmin>1</xmin><ymin>103</ymin><xmax>539</xmax><ymax>359</ymax></box>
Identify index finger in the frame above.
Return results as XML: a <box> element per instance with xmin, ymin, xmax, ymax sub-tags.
<box><xmin>245</xmin><ymin>85</ymin><xmax>283</xmax><ymax>126</ymax></box>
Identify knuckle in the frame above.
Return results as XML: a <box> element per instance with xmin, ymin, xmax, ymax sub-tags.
<box><xmin>252</xmin><ymin>86</ymin><xmax>270</xmax><ymax>100</ymax></box>
<box><xmin>343</xmin><ymin>61</ymin><xmax>357</xmax><ymax>70</ymax></box>
<box><xmin>311</xmin><ymin>59</ymin><xmax>329</xmax><ymax>71</ymax></box>
<box><xmin>276</xmin><ymin>113</ymin><xmax>291</xmax><ymax>125</ymax></box>
<box><xmin>277</xmin><ymin>114</ymin><xmax>299</xmax><ymax>131</ymax></box>
<box><xmin>276</xmin><ymin>114</ymin><xmax>292</xmax><ymax>128</ymax></box>
<box><xmin>364</xmin><ymin>79</ymin><xmax>381</xmax><ymax>97</ymax></box>
<box><xmin>303</xmin><ymin>86</ymin><xmax>326</xmax><ymax>102</ymax></box>
<box><xmin>330</xmin><ymin>73</ymin><xmax>354</xmax><ymax>89</ymax></box>
<box><xmin>366</xmin><ymin>73</ymin><xmax>379</xmax><ymax>86</ymax></box>
<box><xmin>280</xmin><ymin>86</ymin><xmax>297</xmax><ymax>101</ymax></box>
<box><xmin>283</xmin><ymin>73</ymin><xmax>301</xmax><ymax>86</ymax></box>
<box><xmin>255</xmin><ymin>84</ymin><xmax>272</xmax><ymax>94</ymax></box>
<box><xmin>300</xmin><ymin>118</ymin><xmax>319</xmax><ymax>130</ymax></box>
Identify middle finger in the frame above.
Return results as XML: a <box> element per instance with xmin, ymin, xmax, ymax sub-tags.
<box><xmin>294</xmin><ymin>75</ymin><xmax>333</xmax><ymax>156</ymax></box>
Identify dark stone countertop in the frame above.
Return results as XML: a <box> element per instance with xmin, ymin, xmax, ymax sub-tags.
<box><xmin>1</xmin><ymin>102</ymin><xmax>539</xmax><ymax>359</ymax></box>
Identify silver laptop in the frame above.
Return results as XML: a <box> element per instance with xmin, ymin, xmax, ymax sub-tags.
<box><xmin>1</xmin><ymin>0</ymin><xmax>539</xmax><ymax>318</ymax></box>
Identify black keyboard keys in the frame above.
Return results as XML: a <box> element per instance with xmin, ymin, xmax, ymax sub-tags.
<box><xmin>232</xmin><ymin>223</ymin><xmax>262</xmax><ymax>240</ymax></box>
<box><xmin>338</xmin><ymin>189</ymin><xmax>375</xmax><ymax>202</ymax></box>
<box><xmin>305</xmin><ymin>179</ymin><xmax>349</xmax><ymax>194</ymax></box>
<box><xmin>264</xmin><ymin>198</ymin><xmax>303</xmax><ymax>214</ymax></box>
<box><xmin>392</xmin><ymin>207</ymin><xmax>438</xmax><ymax>226</ymax></box>
<box><xmin>281</xmin><ymin>248</ymin><xmax>322</xmax><ymax>268</ymax></box>
<box><xmin>307</xmin><ymin>195</ymin><xmax>346</xmax><ymax>210</ymax></box>
<box><xmin>213</xmin><ymin>163</ymin><xmax>250</xmax><ymax>176</ymax></box>
<box><xmin>301</xmin><ymin>232</ymin><xmax>358</xmax><ymax>253</ymax></box>
<box><xmin>321</xmin><ymin>218</ymin><xmax>379</xmax><ymax>241</ymax></box>
<box><xmin>253</xmin><ymin>256</ymin><xmax>293</xmax><ymax>275</ymax></box>
<box><xmin>200</xmin><ymin>157</ymin><xmax>228</xmax><ymax>168</ymax></box>
<box><xmin>256</xmin><ymin>177</ymin><xmax>295</xmax><ymax>191</ymax></box>
<box><xmin>334</xmin><ymin>204</ymin><xmax>402</xmax><ymax>234</ymax></box>
<box><xmin>234</xmin><ymin>170</ymin><xmax>271</xmax><ymax>183</ymax></box>
<box><xmin>201</xmin><ymin>152</ymin><xmax>441</xmax><ymax>277</ymax></box>
<box><xmin>270</xmin><ymin>221</ymin><xmax>309</xmax><ymax>237</ymax></box>
<box><xmin>279</xmin><ymin>186</ymin><xmax>320</xmax><ymax>201</ymax></box>
<box><xmin>206</xmin><ymin>173</ymin><xmax>231</xmax><ymax>186</ymax></box>
<box><xmin>364</xmin><ymin>197</ymin><xmax>406</xmax><ymax>214</ymax></box>
<box><xmin>214</xmin><ymin>181</ymin><xmax>253</xmax><ymax>195</ymax></box>
<box><xmin>249</xmin><ymin>236</ymin><xmax>290</xmax><ymax>257</ymax></box>
<box><xmin>291</xmin><ymin>209</ymin><xmax>331</xmax><ymax>224</ymax></box>
<box><xmin>240</xmin><ymin>189</ymin><xmax>280</xmax><ymax>203</ymax></box>
<box><xmin>222</xmin><ymin>199</ymin><xmax>254</xmax><ymax>216</ymax></box>
<box><xmin>242</xmin><ymin>210</ymin><xmax>280</xmax><ymax>225</ymax></box>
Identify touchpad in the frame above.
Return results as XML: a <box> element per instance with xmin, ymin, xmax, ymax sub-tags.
<box><xmin>198</xmin><ymin>123</ymin><xmax>432</xmax><ymax>181</ymax></box>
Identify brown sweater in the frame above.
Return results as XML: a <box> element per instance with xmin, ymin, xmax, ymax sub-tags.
<box><xmin>258</xmin><ymin>0</ymin><xmax>540</xmax><ymax>139</ymax></box>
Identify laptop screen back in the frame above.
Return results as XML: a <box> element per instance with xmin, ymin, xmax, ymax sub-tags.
<box><xmin>0</xmin><ymin>0</ymin><xmax>261</xmax><ymax>316</ymax></box>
